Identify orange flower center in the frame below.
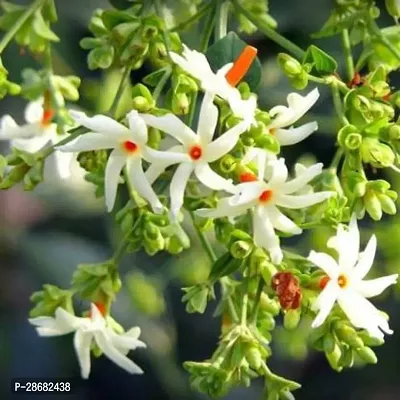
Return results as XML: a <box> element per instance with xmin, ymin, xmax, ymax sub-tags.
<box><xmin>239</xmin><ymin>172</ymin><xmax>258</xmax><ymax>183</ymax></box>
<box><xmin>41</xmin><ymin>109</ymin><xmax>54</xmax><ymax>126</ymax></box>
<box><xmin>225</xmin><ymin>45</ymin><xmax>258</xmax><ymax>87</ymax></box>
<box><xmin>337</xmin><ymin>274</ymin><xmax>348</xmax><ymax>288</ymax></box>
<box><xmin>89</xmin><ymin>301</ymin><xmax>106</xmax><ymax>318</ymax></box>
<box><xmin>122</xmin><ymin>141</ymin><xmax>138</xmax><ymax>153</ymax></box>
<box><xmin>189</xmin><ymin>145</ymin><xmax>202</xmax><ymax>160</ymax></box>
<box><xmin>259</xmin><ymin>189</ymin><xmax>273</xmax><ymax>203</ymax></box>
<box><xmin>269</xmin><ymin>128</ymin><xmax>276</xmax><ymax>136</ymax></box>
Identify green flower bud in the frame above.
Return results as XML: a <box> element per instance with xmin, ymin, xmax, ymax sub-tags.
<box><xmin>245</xmin><ymin>344</ymin><xmax>263</xmax><ymax>371</ymax></box>
<box><xmin>358</xmin><ymin>331</ymin><xmax>385</xmax><ymax>346</ymax></box>
<box><xmin>255</xmin><ymin>110</ymin><xmax>271</xmax><ymax>126</ymax></box>
<box><xmin>344</xmin><ymin>133</ymin><xmax>363</xmax><ymax>150</ymax></box>
<box><xmin>259</xmin><ymin>314</ymin><xmax>276</xmax><ymax>331</ymax></box>
<box><xmin>325</xmin><ymin>342</ymin><xmax>343</xmax><ymax>372</ymax></box>
<box><xmin>237</xmin><ymin>81</ymin><xmax>251</xmax><ymax>98</ymax></box>
<box><xmin>166</xmin><ymin>235</ymin><xmax>184</xmax><ymax>254</ymax></box>
<box><xmin>339</xmin><ymin>346</ymin><xmax>354</xmax><ymax>368</ymax></box>
<box><xmin>323</xmin><ymin>332</ymin><xmax>336</xmax><ymax>354</ymax></box>
<box><xmin>219</xmin><ymin>154</ymin><xmax>237</xmax><ymax>174</ymax></box>
<box><xmin>289</xmin><ymin>72</ymin><xmax>308</xmax><ymax>90</ymax></box>
<box><xmin>132</xmin><ymin>96</ymin><xmax>152</xmax><ymax>112</ymax></box>
<box><xmin>377</xmin><ymin>194</ymin><xmax>396</xmax><ymax>214</ymax></box>
<box><xmin>248</xmin><ymin>121</ymin><xmax>265</xmax><ymax>139</ymax></box>
<box><xmin>132</xmin><ymin>83</ymin><xmax>154</xmax><ymax>104</ymax></box>
<box><xmin>256</xmin><ymin>134</ymin><xmax>280</xmax><ymax>154</ymax></box>
<box><xmin>260</xmin><ymin>262</ymin><xmax>278</xmax><ymax>284</ymax></box>
<box><xmin>360</xmin><ymin>138</ymin><xmax>395</xmax><ymax>168</ymax></box>
<box><xmin>225</xmin><ymin>114</ymin><xmax>243</xmax><ymax>130</ymax></box>
<box><xmin>388</xmin><ymin>124</ymin><xmax>400</xmax><ymax>140</ymax></box>
<box><xmin>335</xmin><ymin>322</ymin><xmax>364</xmax><ymax>348</ymax></box>
<box><xmin>338</xmin><ymin>124</ymin><xmax>358</xmax><ymax>148</ymax></box>
<box><xmin>370</xmin><ymin>102</ymin><xmax>385</xmax><ymax>119</ymax></box>
<box><xmin>277</xmin><ymin>53</ymin><xmax>303</xmax><ymax>77</ymax></box>
<box><xmin>283</xmin><ymin>309</ymin><xmax>301</xmax><ymax>331</ymax></box>
<box><xmin>385</xmin><ymin>0</ymin><xmax>400</xmax><ymax>19</ymax></box>
<box><xmin>356</xmin><ymin>346</ymin><xmax>378</xmax><ymax>364</ymax></box>
<box><xmin>260</xmin><ymin>293</ymin><xmax>280</xmax><ymax>315</ymax></box>
<box><xmin>241</xmin><ymin>135</ymin><xmax>255</xmax><ymax>146</ymax></box>
<box><xmin>172</xmin><ymin>92</ymin><xmax>189</xmax><ymax>115</ymax></box>
<box><xmin>365</xmin><ymin>191</ymin><xmax>383</xmax><ymax>221</ymax></box>
<box><xmin>230</xmin><ymin>240</ymin><xmax>253</xmax><ymax>259</ymax></box>
<box><xmin>354</xmin><ymin>181</ymin><xmax>367</xmax><ymax>197</ymax></box>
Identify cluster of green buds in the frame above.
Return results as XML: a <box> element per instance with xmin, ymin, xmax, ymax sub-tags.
<box><xmin>0</xmin><ymin>0</ymin><xmax>58</xmax><ymax>53</ymax></box>
<box><xmin>0</xmin><ymin>57</ymin><xmax>20</xmax><ymax>98</ymax></box>
<box><xmin>278</xmin><ymin>53</ymin><xmax>309</xmax><ymax>90</ymax></box>
<box><xmin>310</xmin><ymin>317</ymin><xmax>384</xmax><ymax>371</ymax></box>
<box><xmin>81</xmin><ymin>6</ymin><xmax>181</xmax><ymax>71</ymax></box>
<box><xmin>236</xmin><ymin>0</ymin><xmax>277</xmax><ymax>35</ymax></box>
<box><xmin>115</xmin><ymin>200</ymin><xmax>190</xmax><ymax>256</ymax></box>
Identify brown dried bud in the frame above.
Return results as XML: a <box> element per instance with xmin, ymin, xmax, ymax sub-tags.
<box><xmin>271</xmin><ymin>272</ymin><xmax>302</xmax><ymax>310</ymax></box>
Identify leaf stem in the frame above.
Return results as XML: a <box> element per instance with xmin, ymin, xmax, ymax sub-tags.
<box><xmin>329</xmin><ymin>148</ymin><xmax>344</xmax><ymax>172</ymax></box>
<box><xmin>331</xmin><ymin>82</ymin><xmax>347</xmax><ymax>126</ymax></box>
<box><xmin>189</xmin><ymin>211</ymin><xmax>217</xmax><ymax>262</ymax></box>
<box><xmin>232</xmin><ymin>0</ymin><xmax>305</xmax><ymax>59</ymax></box>
<box><xmin>368</xmin><ymin>19</ymin><xmax>400</xmax><ymax>62</ymax></box>
<box><xmin>341</xmin><ymin>29</ymin><xmax>355</xmax><ymax>81</ymax></box>
<box><xmin>169</xmin><ymin>2</ymin><xmax>213</xmax><ymax>32</ymax></box>
<box><xmin>240</xmin><ymin>279</ymin><xmax>249</xmax><ymax>326</ymax></box>
<box><xmin>249</xmin><ymin>279</ymin><xmax>264</xmax><ymax>324</ymax></box>
<box><xmin>200</xmin><ymin>2</ymin><xmax>217</xmax><ymax>53</ymax></box>
<box><xmin>153</xmin><ymin>67</ymin><xmax>172</xmax><ymax>102</ymax></box>
<box><xmin>215</xmin><ymin>0</ymin><xmax>229</xmax><ymax>41</ymax></box>
<box><xmin>0</xmin><ymin>0</ymin><xmax>46</xmax><ymax>54</ymax></box>
<box><xmin>109</xmin><ymin>66</ymin><xmax>131</xmax><ymax>117</ymax></box>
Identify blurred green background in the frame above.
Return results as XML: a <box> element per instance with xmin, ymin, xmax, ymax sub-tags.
<box><xmin>0</xmin><ymin>0</ymin><xmax>399</xmax><ymax>399</ymax></box>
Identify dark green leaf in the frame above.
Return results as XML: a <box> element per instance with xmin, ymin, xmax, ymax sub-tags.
<box><xmin>303</xmin><ymin>45</ymin><xmax>337</xmax><ymax>75</ymax></box>
<box><xmin>109</xmin><ymin>0</ymin><xmax>136</xmax><ymax>10</ymax></box>
<box><xmin>101</xmin><ymin>9</ymin><xmax>137</xmax><ymax>31</ymax></box>
<box><xmin>208</xmin><ymin>252</ymin><xmax>242</xmax><ymax>282</ymax></box>
<box><xmin>206</xmin><ymin>31</ymin><xmax>262</xmax><ymax>91</ymax></box>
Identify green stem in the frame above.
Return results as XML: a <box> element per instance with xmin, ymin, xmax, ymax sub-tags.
<box><xmin>109</xmin><ymin>66</ymin><xmax>131</xmax><ymax>117</ymax></box>
<box><xmin>200</xmin><ymin>2</ymin><xmax>217</xmax><ymax>53</ymax></box>
<box><xmin>232</xmin><ymin>0</ymin><xmax>305</xmax><ymax>59</ymax></box>
<box><xmin>341</xmin><ymin>29</ymin><xmax>355</xmax><ymax>81</ymax></box>
<box><xmin>368</xmin><ymin>19</ymin><xmax>400</xmax><ymax>62</ymax></box>
<box><xmin>331</xmin><ymin>83</ymin><xmax>347</xmax><ymax>126</ymax></box>
<box><xmin>153</xmin><ymin>67</ymin><xmax>172</xmax><ymax>102</ymax></box>
<box><xmin>215</xmin><ymin>0</ymin><xmax>229</xmax><ymax>41</ymax></box>
<box><xmin>240</xmin><ymin>279</ymin><xmax>249</xmax><ymax>326</ymax></box>
<box><xmin>249</xmin><ymin>279</ymin><xmax>264</xmax><ymax>324</ymax></box>
<box><xmin>329</xmin><ymin>148</ymin><xmax>344</xmax><ymax>172</ymax></box>
<box><xmin>169</xmin><ymin>2</ymin><xmax>213</xmax><ymax>32</ymax></box>
<box><xmin>154</xmin><ymin>0</ymin><xmax>171</xmax><ymax>55</ymax></box>
<box><xmin>189</xmin><ymin>211</ymin><xmax>217</xmax><ymax>262</ymax></box>
<box><xmin>0</xmin><ymin>0</ymin><xmax>45</xmax><ymax>54</ymax></box>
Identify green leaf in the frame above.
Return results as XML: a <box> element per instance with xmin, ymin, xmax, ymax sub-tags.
<box><xmin>101</xmin><ymin>9</ymin><xmax>137</xmax><ymax>31</ymax></box>
<box><xmin>32</xmin><ymin>11</ymin><xmax>59</xmax><ymax>42</ymax></box>
<box><xmin>206</xmin><ymin>31</ymin><xmax>262</xmax><ymax>91</ymax></box>
<box><xmin>109</xmin><ymin>0</ymin><xmax>135</xmax><ymax>10</ymax></box>
<box><xmin>143</xmin><ymin>68</ymin><xmax>169</xmax><ymax>87</ymax></box>
<box><xmin>303</xmin><ymin>45</ymin><xmax>337</xmax><ymax>75</ymax></box>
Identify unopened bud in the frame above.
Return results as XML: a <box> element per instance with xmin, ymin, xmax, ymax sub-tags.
<box><xmin>365</xmin><ymin>191</ymin><xmax>383</xmax><ymax>221</ymax></box>
<box><xmin>323</xmin><ymin>332</ymin><xmax>336</xmax><ymax>354</ymax></box>
<box><xmin>335</xmin><ymin>322</ymin><xmax>364</xmax><ymax>348</ymax></box>
<box><xmin>356</xmin><ymin>346</ymin><xmax>378</xmax><ymax>364</ymax></box>
<box><xmin>284</xmin><ymin>309</ymin><xmax>301</xmax><ymax>331</ymax></box>
<box><xmin>344</xmin><ymin>133</ymin><xmax>362</xmax><ymax>150</ymax></box>
<box><xmin>385</xmin><ymin>0</ymin><xmax>400</xmax><ymax>19</ymax></box>
<box><xmin>377</xmin><ymin>194</ymin><xmax>396</xmax><ymax>215</ymax></box>
<box><xmin>277</xmin><ymin>53</ymin><xmax>303</xmax><ymax>77</ymax></box>
<box><xmin>388</xmin><ymin>124</ymin><xmax>400</xmax><ymax>140</ymax></box>
<box><xmin>245</xmin><ymin>344</ymin><xmax>263</xmax><ymax>371</ymax></box>
<box><xmin>132</xmin><ymin>96</ymin><xmax>152</xmax><ymax>112</ymax></box>
<box><xmin>172</xmin><ymin>92</ymin><xmax>189</xmax><ymax>115</ymax></box>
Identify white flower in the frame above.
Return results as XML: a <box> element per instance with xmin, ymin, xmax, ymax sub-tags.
<box><xmin>170</xmin><ymin>44</ymin><xmax>258</xmax><ymax>127</ymax></box>
<box><xmin>57</xmin><ymin>110</ymin><xmax>186</xmax><ymax>213</ymax></box>
<box><xmin>197</xmin><ymin>157</ymin><xmax>332</xmax><ymax>263</ymax></box>
<box><xmin>266</xmin><ymin>88</ymin><xmax>320</xmax><ymax>146</ymax></box>
<box><xmin>141</xmin><ymin>92</ymin><xmax>248</xmax><ymax>219</ymax></box>
<box><xmin>29</xmin><ymin>304</ymin><xmax>146</xmax><ymax>379</ymax></box>
<box><xmin>0</xmin><ymin>99</ymin><xmax>75</xmax><ymax>180</ymax></box>
<box><xmin>308</xmin><ymin>215</ymin><xmax>398</xmax><ymax>339</ymax></box>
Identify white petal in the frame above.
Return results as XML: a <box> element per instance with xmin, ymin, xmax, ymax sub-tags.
<box><xmin>195</xmin><ymin>163</ymin><xmax>237</xmax><ymax>193</ymax></box>
<box><xmin>28</xmin><ymin>316</ymin><xmax>75</xmax><ymax>336</ymax></box>
<box><xmin>204</xmin><ymin>121</ymin><xmax>248</xmax><ymax>162</ymax></box>
<box><xmin>274</xmin><ymin>121</ymin><xmax>318</xmax><ymax>146</ymax></box>
<box><xmin>356</xmin><ymin>274</ymin><xmax>398</xmax><ymax>298</ymax></box>
<box><xmin>328</xmin><ymin>215</ymin><xmax>360</xmax><ymax>271</ymax></box>
<box><xmin>142</xmin><ymin>146</ymin><xmax>190</xmax><ymax>164</ymax></box>
<box><xmin>338</xmin><ymin>290</ymin><xmax>393</xmax><ymax>337</ymax></box>
<box><xmin>110</xmin><ymin>330</ymin><xmax>146</xmax><ymax>351</ymax></box>
<box><xmin>281</xmin><ymin>163</ymin><xmax>323</xmax><ymax>194</ymax></box>
<box><xmin>0</xmin><ymin>116</ymin><xmax>42</xmax><ymax>140</ymax></box>
<box><xmin>55</xmin><ymin>308</ymin><xmax>86</xmax><ymax>330</ymax></box>
<box><xmin>52</xmin><ymin>151</ymin><xmax>74</xmax><ymax>180</ymax></box>
<box><xmin>57</xmin><ymin>133</ymin><xmax>117</xmax><ymax>152</ymax></box>
<box><xmin>253</xmin><ymin>206</ymin><xmax>282</xmax><ymax>264</ymax></box>
<box><xmin>73</xmin><ymin>330</ymin><xmax>93</xmax><ymax>379</ymax></box>
<box><xmin>95</xmin><ymin>330</ymin><xmax>144</xmax><ymax>374</ymax></box>
<box><xmin>25</xmin><ymin>99</ymin><xmax>44</xmax><ymax>124</ymax></box>
<box><xmin>267</xmin><ymin>158</ymin><xmax>288</xmax><ymax>187</ymax></box>
<box><xmin>126</xmin><ymin>110</ymin><xmax>148</xmax><ymax>145</ymax></box>
<box><xmin>308</xmin><ymin>250</ymin><xmax>340</xmax><ymax>279</ymax></box>
<box><xmin>198</xmin><ymin>92</ymin><xmax>218</xmax><ymax>145</ymax></box>
<box><xmin>128</xmin><ymin>157</ymin><xmax>163</xmax><ymax>214</ymax></box>
<box><xmin>12</xmin><ymin>135</ymin><xmax>51</xmax><ymax>153</ymax></box>
<box><xmin>351</xmin><ymin>234</ymin><xmax>377</xmax><ymax>281</ymax></box>
<box><xmin>196</xmin><ymin>197</ymin><xmax>248</xmax><ymax>219</ymax></box>
<box><xmin>276</xmin><ymin>192</ymin><xmax>332</xmax><ymax>209</ymax></box>
<box><xmin>266</xmin><ymin>205</ymin><xmax>302</xmax><ymax>234</ymax></box>
<box><xmin>242</xmin><ymin>147</ymin><xmax>268</xmax><ymax>180</ymax></box>
<box><xmin>229</xmin><ymin>95</ymin><xmax>258</xmax><ymax>127</ymax></box>
<box><xmin>230</xmin><ymin>181</ymin><xmax>264</xmax><ymax>206</ymax></box>
<box><xmin>144</xmin><ymin>145</ymin><xmax>185</xmax><ymax>184</ymax></box>
<box><xmin>105</xmin><ymin>149</ymin><xmax>126</xmax><ymax>212</ymax></box>
<box><xmin>69</xmin><ymin>110</ymin><xmax>129</xmax><ymax>137</ymax></box>
<box><xmin>269</xmin><ymin>88</ymin><xmax>319</xmax><ymax>128</ymax></box>
<box><xmin>311</xmin><ymin>281</ymin><xmax>339</xmax><ymax>328</ymax></box>
<box><xmin>140</xmin><ymin>113</ymin><xmax>197</xmax><ymax>145</ymax></box>
<box><xmin>169</xmin><ymin>163</ymin><xmax>194</xmax><ymax>218</ymax></box>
